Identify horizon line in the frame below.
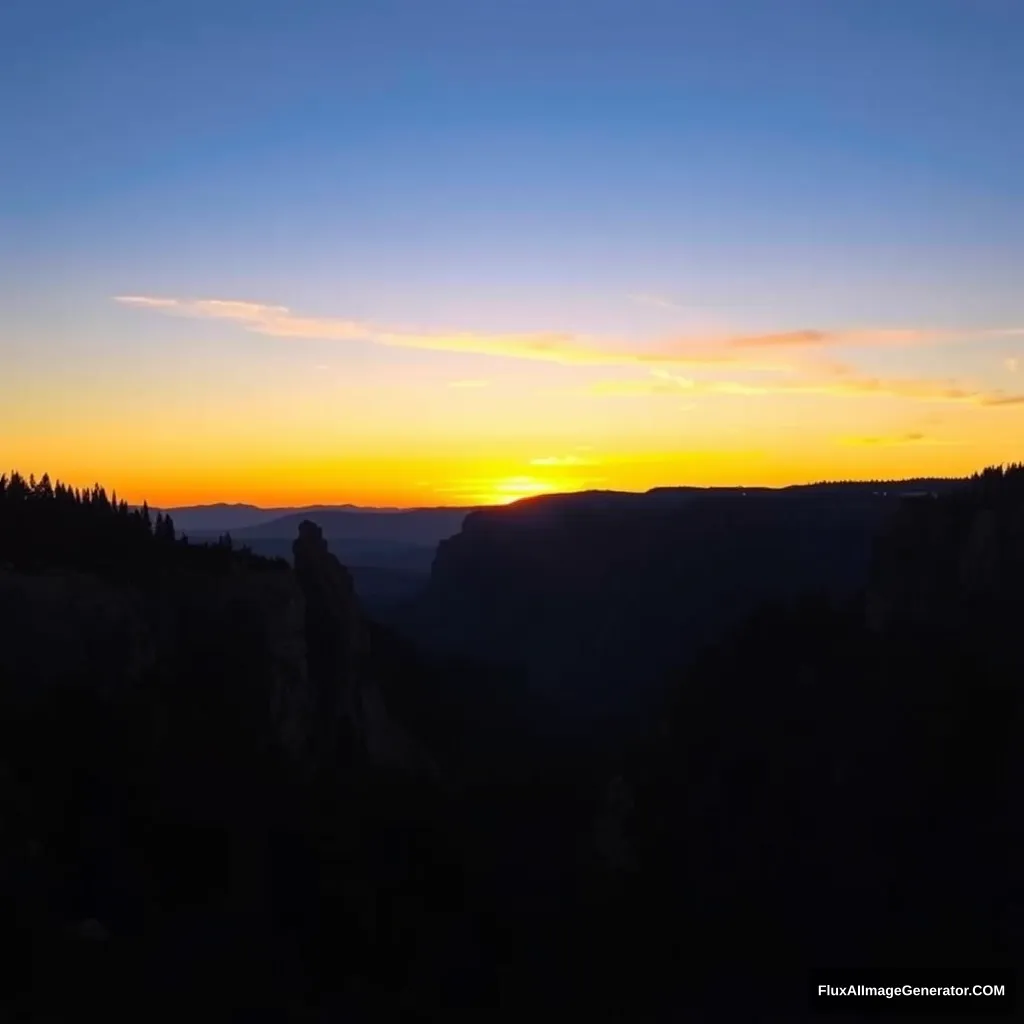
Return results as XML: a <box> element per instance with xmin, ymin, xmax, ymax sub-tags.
<box><xmin>147</xmin><ymin>473</ymin><xmax>975</xmax><ymax>512</ymax></box>
<box><xmin>7</xmin><ymin>465</ymin><xmax>1004</xmax><ymax>515</ymax></box>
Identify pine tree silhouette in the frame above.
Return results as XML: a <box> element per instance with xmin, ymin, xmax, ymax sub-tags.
<box><xmin>0</xmin><ymin>469</ymin><xmax>287</xmax><ymax>577</ymax></box>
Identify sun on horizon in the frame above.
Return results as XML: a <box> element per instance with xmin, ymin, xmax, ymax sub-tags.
<box><xmin>3</xmin><ymin>2</ymin><xmax>1023</xmax><ymax>511</ymax></box>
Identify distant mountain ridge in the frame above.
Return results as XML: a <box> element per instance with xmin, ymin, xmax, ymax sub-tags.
<box><xmin>166</xmin><ymin>504</ymin><xmax>482</xmax><ymax>615</ymax></box>
<box><xmin>219</xmin><ymin>507</ymin><xmax>480</xmax><ymax>546</ymax></box>
<box><xmin>398</xmin><ymin>475</ymin><xmax>973</xmax><ymax>733</ymax></box>
<box><xmin>150</xmin><ymin>502</ymin><xmax>407</xmax><ymax>534</ymax></box>
<box><xmin>155</xmin><ymin>478</ymin><xmax>964</xmax><ymax>535</ymax></box>
<box><xmin>4</xmin><ymin>464</ymin><xmax>1020</xmax><ymax>1011</ymax></box>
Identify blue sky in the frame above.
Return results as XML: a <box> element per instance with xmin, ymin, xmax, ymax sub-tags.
<box><xmin>2</xmin><ymin>0</ymin><xmax>1023</xmax><ymax>504</ymax></box>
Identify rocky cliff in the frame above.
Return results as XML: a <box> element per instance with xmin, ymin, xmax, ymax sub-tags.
<box><xmin>404</xmin><ymin>485</ymin><xmax>919</xmax><ymax>732</ymax></box>
<box><xmin>0</xmin><ymin>519</ymin><xmax>434</xmax><ymax>785</ymax></box>
<box><xmin>0</xmin><ymin>509</ymin><xmax>451</xmax><ymax>1016</ymax></box>
<box><xmin>291</xmin><ymin>519</ymin><xmax>435</xmax><ymax>778</ymax></box>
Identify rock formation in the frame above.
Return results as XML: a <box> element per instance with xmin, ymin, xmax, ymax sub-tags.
<box><xmin>405</xmin><ymin>484</ymin><xmax>928</xmax><ymax>736</ymax></box>
<box><xmin>292</xmin><ymin>519</ymin><xmax>435</xmax><ymax>779</ymax></box>
<box><xmin>0</xmin><ymin>518</ymin><xmax>433</xmax><ymax>798</ymax></box>
<box><xmin>0</xmin><ymin>507</ymin><xmax>447</xmax><ymax>1016</ymax></box>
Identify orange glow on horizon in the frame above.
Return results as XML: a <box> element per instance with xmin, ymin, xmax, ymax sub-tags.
<box><xmin>7</xmin><ymin>301</ymin><xmax>1023</xmax><ymax>510</ymax></box>
<box><xmin>7</xmin><ymin>439</ymin><xmax>1022</xmax><ymax>510</ymax></box>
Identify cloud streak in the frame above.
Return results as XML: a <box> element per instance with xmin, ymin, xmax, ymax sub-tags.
<box><xmin>980</xmin><ymin>393</ymin><xmax>1024</xmax><ymax>406</ymax></box>
<box><xmin>114</xmin><ymin>296</ymin><xmax>1024</xmax><ymax>394</ymax></box>
<box><xmin>116</xmin><ymin>295</ymin><xmax>627</xmax><ymax>365</ymax></box>
<box><xmin>628</xmin><ymin>292</ymin><xmax>683</xmax><ymax>310</ymax></box>
<box><xmin>838</xmin><ymin>432</ymin><xmax>964</xmax><ymax>447</ymax></box>
<box><xmin>723</xmin><ymin>328</ymin><xmax>941</xmax><ymax>349</ymax></box>
<box><xmin>586</xmin><ymin>366</ymin><xmax>1024</xmax><ymax>406</ymax></box>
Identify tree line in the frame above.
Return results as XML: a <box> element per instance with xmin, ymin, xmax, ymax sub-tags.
<box><xmin>0</xmin><ymin>470</ymin><xmax>284</xmax><ymax>578</ymax></box>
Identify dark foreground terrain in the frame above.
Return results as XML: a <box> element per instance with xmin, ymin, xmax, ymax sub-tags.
<box><xmin>1</xmin><ymin>467</ymin><xmax>1021</xmax><ymax>1018</ymax></box>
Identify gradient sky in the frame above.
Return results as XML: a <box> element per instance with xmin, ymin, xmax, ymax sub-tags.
<box><xmin>3</xmin><ymin>0</ymin><xmax>1023</xmax><ymax>506</ymax></box>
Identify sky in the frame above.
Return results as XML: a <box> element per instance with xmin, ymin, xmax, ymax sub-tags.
<box><xmin>2</xmin><ymin>0</ymin><xmax>1023</xmax><ymax>507</ymax></box>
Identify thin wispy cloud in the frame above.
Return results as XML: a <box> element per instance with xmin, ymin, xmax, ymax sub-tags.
<box><xmin>1007</xmin><ymin>357</ymin><xmax>1019</xmax><ymax>373</ymax></box>
<box><xmin>671</xmin><ymin>325</ymin><xmax>1024</xmax><ymax>358</ymax></box>
<box><xmin>846</xmin><ymin>433</ymin><xmax>926</xmax><ymax>446</ymax></box>
<box><xmin>625</xmin><ymin>303</ymin><xmax>965</xmax><ymax>351</ymax></box>
<box><xmin>838</xmin><ymin>432</ymin><xmax>962</xmax><ymax>447</ymax></box>
<box><xmin>115</xmin><ymin>296</ymin><xmax>180</xmax><ymax>310</ymax></box>
<box><xmin>981</xmin><ymin>393</ymin><xmax>1024</xmax><ymax>406</ymax></box>
<box><xmin>114</xmin><ymin>295</ymin><xmax>1024</xmax><ymax>382</ymax></box>
<box><xmin>723</xmin><ymin>328</ymin><xmax>943</xmax><ymax>349</ymax></box>
<box><xmin>117</xmin><ymin>294</ymin><xmax>627</xmax><ymax>366</ymax></box>
<box><xmin>628</xmin><ymin>292</ymin><xmax>683</xmax><ymax>310</ymax></box>
<box><xmin>585</xmin><ymin>366</ymin><xmax>1024</xmax><ymax>406</ymax></box>
<box><xmin>116</xmin><ymin>293</ymin><xmax>794</xmax><ymax>371</ymax></box>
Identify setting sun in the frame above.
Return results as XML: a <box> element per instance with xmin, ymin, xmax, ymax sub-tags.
<box><xmin>478</xmin><ymin>476</ymin><xmax>567</xmax><ymax>505</ymax></box>
<box><xmin>3</xmin><ymin>0</ymin><xmax>1023</xmax><ymax>514</ymax></box>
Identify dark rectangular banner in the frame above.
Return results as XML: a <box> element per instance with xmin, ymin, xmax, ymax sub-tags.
<box><xmin>810</xmin><ymin>969</ymin><xmax>1014</xmax><ymax>1017</ymax></box>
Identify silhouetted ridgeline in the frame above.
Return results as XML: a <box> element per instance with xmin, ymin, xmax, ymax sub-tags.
<box><xmin>2</xmin><ymin>465</ymin><xmax>1022</xmax><ymax>1017</ymax></box>
<box><xmin>183</xmin><ymin>504</ymin><xmax>472</xmax><ymax>621</ymax></box>
<box><xmin>609</xmin><ymin>463</ymin><xmax>1024</xmax><ymax>1012</ymax></box>
<box><xmin>867</xmin><ymin>463</ymin><xmax>1024</xmax><ymax>634</ymax></box>
<box><xmin>401</xmin><ymin>478</ymin><xmax>966</xmax><ymax>734</ymax></box>
<box><xmin>0</xmin><ymin>471</ymin><xmax>471</xmax><ymax>1016</ymax></box>
<box><xmin>0</xmin><ymin>469</ymin><xmax>617</xmax><ymax>1016</ymax></box>
<box><xmin>214</xmin><ymin>505</ymin><xmax>474</xmax><ymax>546</ymax></box>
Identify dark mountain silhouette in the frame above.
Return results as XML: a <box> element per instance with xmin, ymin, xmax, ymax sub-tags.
<box><xmin>189</xmin><ymin>507</ymin><xmax>476</xmax><ymax>617</ymax></box>
<box><xmin>216</xmin><ymin>506</ymin><xmax>477</xmax><ymax>546</ymax></box>
<box><xmin>2</xmin><ymin>464</ymin><xmax>1021</xmax><ymax>1017</ymax></box>
<box><xmin>0</xmin><ymin>472</ymin><xmax>459</xmax><ymax>1015</ymax></box>
<box><xmin>399</xmin><ymin>478</ymin><xmax>966</xmax><ymax>736</ymax></box>
<box><xmin>606</xmin><ymin>463</ymin><xmax>1024</xmax><ymax>1014</ymax></box>
<box><xmin>120</xmin><ymin>502</ymin><xmax>478</xmax><ymax>621</ymax></box>
<box><xmin>156</xmin><ymin>502</ymin><xmax>408</xmax><ymax>535</ymax></box>
<box><xmin>0</xmin><ymin>470</ymin><xmax>595</xmax><ymax>1015</ymax></box>
<box><xmin>191</xmin><ymin>536</ymin><xmax>441</xmax><ymax>621</ymax></box>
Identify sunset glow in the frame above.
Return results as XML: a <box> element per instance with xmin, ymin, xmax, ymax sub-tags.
<box><xmin>3</xmin><ymin>2</ymin><xmax>1022</xmax><ymax>508</ymax></box>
